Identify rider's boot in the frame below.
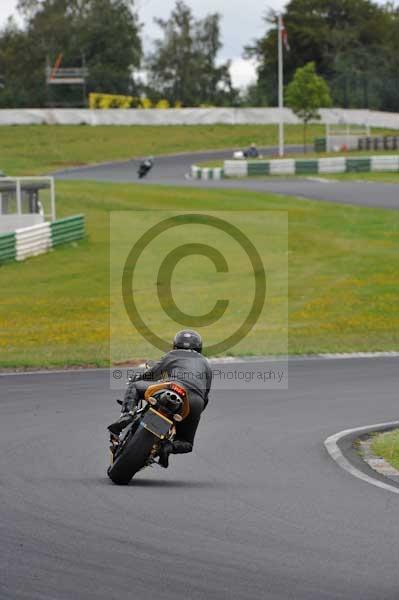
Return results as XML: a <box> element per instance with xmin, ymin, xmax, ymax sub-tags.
<box><xmin>158</xmin><ymin>440</ymin><xmax>193</xmax><ymax>468</ymax></box>
<box><xmin>108</xmin><ymin>412</ymin><xmax>134</xmax><ymax>436</ymax></box>
<box><xmin>107</xmin><ymin>394</ymin><xmax>137</xmax><ymax>436</ymax></box>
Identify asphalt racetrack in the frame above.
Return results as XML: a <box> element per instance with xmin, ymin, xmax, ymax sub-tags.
<box><xmin>56</xmin><ymin>147</ymin><xmax>399</xmax><ymax>209</ymax></box>
<box><xmin>2</xmin><ymin>152</ymin><xmax>399</xmax><ymax>599</ymax></box>
<box><xmin>1</xmin><ymin>358</ymin><xmax>399</xmax><ymax>600</ymax></box>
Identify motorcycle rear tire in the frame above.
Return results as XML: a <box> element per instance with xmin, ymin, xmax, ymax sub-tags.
<box><xmin>107</xmin><ymin>426</ymin><xmax>156</xmax><ymax>485</ymax></box>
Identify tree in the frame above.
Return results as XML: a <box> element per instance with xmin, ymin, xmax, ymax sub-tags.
<box><xmin>285</xmin><ymin>62</ymin><xmax>332</xmax><ymax>152</ymax></box>
<box><xmin>0</xmin><ymin>0</ymin><xmax>142</xmax><ymax>107</ymax></box>
<box><xmin>244</xmin><ymin>0</ymin><xmax>395</xmax><ymax>110</ymax></box>
<box><xmin>146</xmin><ymin>1</ymin><xmax>236</xmax><ymax>107</ymax></box>
<box><xmin>78</xmin><ymin>0</ymin><xmax>142</xmax><ymax>95</ymax></box>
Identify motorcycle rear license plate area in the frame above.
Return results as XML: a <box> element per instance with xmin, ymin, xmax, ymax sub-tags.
<box><xmin>142</xmin><ymin>409</ymin><xmax>172</xmax><ymax>439</ymax></box>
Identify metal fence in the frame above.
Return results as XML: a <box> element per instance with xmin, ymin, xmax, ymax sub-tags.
<box><xmin>358</xmin><ymin>136</ymin><xmax>399</xmax><ymax>151</ymax></box>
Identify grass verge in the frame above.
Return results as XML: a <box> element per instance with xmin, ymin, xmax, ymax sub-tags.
<box><xmin>1</xmin><ymin>180</ymin><xmax>399</xmax><ymax>367</ymax></box>
<box><xmin>0</xmin><ymin>123</ymin><xmax>330</xmax><ymax>175</ymax></box>
<box><xmin>371</xmin><ymin>430</ymin><xmax>399</xmax><ymax>471</ymax></box>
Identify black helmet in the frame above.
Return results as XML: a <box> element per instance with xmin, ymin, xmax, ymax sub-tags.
<box><xmin>173</xmin><ymin>329</ymin><xmax>202</xmax><ymax>353</ymax></box>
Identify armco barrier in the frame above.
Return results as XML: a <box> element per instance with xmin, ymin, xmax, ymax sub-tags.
<box><xmin>0</xmin><ymin>215</ymin><xmax>85</xmax><ymax>264</ymax></box>
<box><xmin>0</xmin><ymin>232</ymin><xmax>16</xmax><ymax>263</ymax></box>
<box><xmin>222</xmin><ymin>155</ymin><xmax>399</xmax><ymax>178</ymax></box>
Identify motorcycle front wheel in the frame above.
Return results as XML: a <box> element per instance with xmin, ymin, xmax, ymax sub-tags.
<box><xmin>107</xmin><ymin>425</ymin><xmax>156</xmax><ymax>485</ymax></box>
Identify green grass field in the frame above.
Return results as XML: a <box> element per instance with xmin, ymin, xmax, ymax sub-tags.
<box><xmin>1</xmin><ymin>180</ymin><xmax>399</xmax><ymax>367</ymax></box>
<box><xmin>0</xmin><ymin>123</ymin><xmax>333</xmax><ymax>175</ymax></box>
<box><xmin>371</xmin><ymin>430</ymin><xmax>399</xmax><ymax>471</ymax></box>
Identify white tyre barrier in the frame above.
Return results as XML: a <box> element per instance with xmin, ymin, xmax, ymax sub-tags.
<box><xmin>269</xmin><ymin>159</ymin><xmax>295</xmax><ymax>175</ymax></box>
<box><xmin>16</xmin><ymin>222</ymin><xmax>52</xmax><ymax>261</ymax></box>
<box><xmin>371</xmin><ymin>156</ymin><xmax>399</xmax><ymax>171</ymax></box>
<box><xmin>318</xmin><ymin>157</ymin><xmax>347</xmax><ymax>174</ymax></box>
<box><xmin>190</xmin><ymin>165</ymin><xmax>224</xmax><ymax>180</ymax></box>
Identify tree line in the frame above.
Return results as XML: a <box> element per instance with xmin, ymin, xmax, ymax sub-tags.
<box><xmin>246</xmin><ymin>0</ymin><xmax>399</xmax><ymax>112</ymax></box>
<box><xmin>1</xmin><ymin>0</ymin><xmax>398</xmax><ymax>110</ymax></box>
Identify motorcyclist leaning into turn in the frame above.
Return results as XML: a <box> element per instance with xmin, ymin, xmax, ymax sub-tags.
<box><xmin>137</xmin><ymin>156</ymin><xmax>154</xmax><ymax>178</ymax></box>
<box><xmin>108</xmin><ymin>330</ymin><xmax>212</xmax><ymax>468</ymax></box>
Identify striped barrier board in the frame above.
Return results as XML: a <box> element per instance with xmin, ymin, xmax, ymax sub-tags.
<box><xmin>0</xmin><ymin>214</ymin><xmax>85</xmax><ymax>264</ymax></box>
<box><xmin>222</xmin><ymin>155</ymin><xmax>399</xmax><ymax>178</ymax></box>
<box><xmin>191</xmin><ymin>165</ymin><xmax>224</xmax><ymax>180</ymax></box>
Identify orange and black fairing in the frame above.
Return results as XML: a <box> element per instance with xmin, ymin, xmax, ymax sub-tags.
<box><xmin>144</xmin><ymin>382</ymin><xmax>190</xmax><ymax>420</ymax></box>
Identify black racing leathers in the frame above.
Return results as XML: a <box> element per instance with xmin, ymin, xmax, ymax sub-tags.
<box><xmin>111</xmin><ymin>349</ymin><xmax>212</xmax><ymax>454</ymax></box>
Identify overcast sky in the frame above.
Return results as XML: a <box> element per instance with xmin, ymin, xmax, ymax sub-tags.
<box><xmin>0</xmin><ymin>0</ymin><xmax>392</xmax><ymax>87</ymax></box>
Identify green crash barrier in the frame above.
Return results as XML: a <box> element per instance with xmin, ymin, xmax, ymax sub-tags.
<box><xmin>248</xmin><ymin>162</ymin><xmax>270</xmax><ymax>176</ymax></box>
<box><xmin>346</xmin><ymin>158</ymin><xmax>371</xmax><ymax>172</ymax></box>
<box><xmin>0</xmin><ymin>232</ymin><xmax>16</xmax><ymax>263</ymax></box>
<box><xmin>51</xmin><ymin>215</ymin><xmax>85</xmax><ymax>247</ymax></box>
<box><xmin>295</xmin><ymin>160</ymin><xmax>319</xmax><ymax>175</ymax></box>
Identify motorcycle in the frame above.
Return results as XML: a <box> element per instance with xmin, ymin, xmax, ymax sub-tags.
<box><xmin>107</xmin><ymin>381</ymin><xmax>190</xmax><ymax>485</ymax></box>
<box><xmin>137</xmin><ymin>157</ymin><xmax>154</xmax><ymax>179</ymax></box>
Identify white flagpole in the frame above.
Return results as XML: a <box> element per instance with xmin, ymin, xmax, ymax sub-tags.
<box><xmin>278</xmin><ymin>14</ymin><xmax>284</xmax><ymax>157</ymax></box>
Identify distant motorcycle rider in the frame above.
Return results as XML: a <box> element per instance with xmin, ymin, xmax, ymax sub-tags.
<box><xmin>108</xmin><ymin>330</ymin><xmax>212</xmax><ymax>468</ymax></box>
<box><xmin>244</xmin><ymin>143</ymin><xmax>259</xmax><ymax>159</ymax></box>
<box><xmin>138</xmin><ymin>156</ymin><xmax>154</xmax><ymax>178</ymax></box>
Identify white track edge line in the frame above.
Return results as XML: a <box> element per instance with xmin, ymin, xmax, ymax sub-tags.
<box><xmin>324</xmin><ymin>422</ymin><xmax>399</xmax><ymax>495</ymax></box>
